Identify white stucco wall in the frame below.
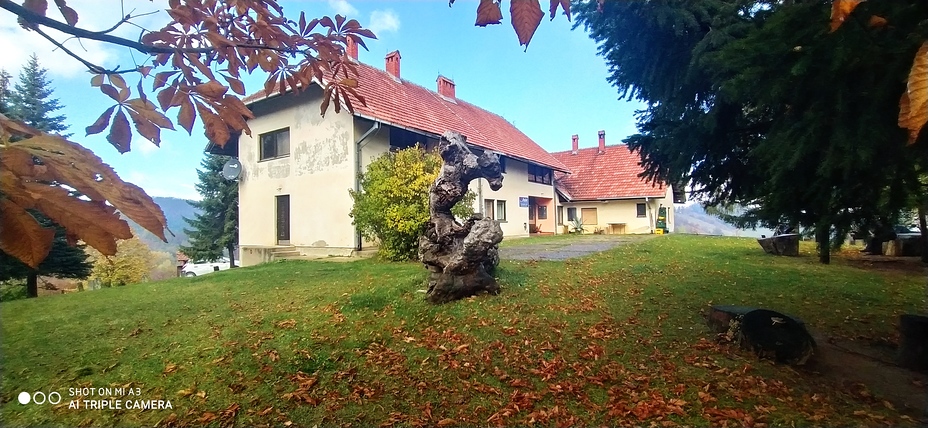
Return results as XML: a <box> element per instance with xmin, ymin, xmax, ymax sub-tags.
<box><xmin>238</xmin><ymin>88</ymin><xmax>358</xmax><ymax>263</ymax></box>
<box><xmin>556</xmin><ymin>185</ymin><xmax>675</xmax><ymax>234</ymax></box>
<box><xmin>470</xmin><ymin>158</ymin><xmax>557</xmax><ymax>237</ymax></box>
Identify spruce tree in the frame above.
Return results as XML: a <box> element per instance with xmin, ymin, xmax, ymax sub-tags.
<box><xmin>181</xmin><ymin>154</ymin><xmax>239</xmax><ymax>268</ymax></box>
<box><xmin>0</xmin><ymin>55</ymin><xmax>91</xmax><ymax>297</ymax></box>
<box><xmin>575</xmin><ymin>1</ymin><xmax>926</xmax><ymax>263</ymax></box>
<box><xmin>9</xmin><ymin>54</ymin><xmax>69</xmax><ymax>136</ymax></box>
<box><xmin>0</xmin><ymin>69</ymin><xmax>12</xmax><ymax>116</ymax></box>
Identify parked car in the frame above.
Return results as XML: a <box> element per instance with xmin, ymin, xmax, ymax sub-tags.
<box><xmin>181</xmin><ymin>258</ymin><xmax>232</xmax><ymax>277</ymax></box>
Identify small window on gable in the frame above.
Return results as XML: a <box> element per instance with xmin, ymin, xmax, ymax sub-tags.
<box><xmin>260</xmin><ymin>128</ymin><xmax>290</xmax><ymax>160</ymax></box>
<box><xmin>636</xmin><ymin>203</ymin><xmax>646</xmax><ymax>218</ymax></box>
<box><xmin>527</xmin><ymin>164</ymin><xmax>551</xmax><ymax>184</ymax></box>
<box><xmin>498</xmin><ymin>156</ymin><xmax>506</xmax><ymax>173</ymax></box>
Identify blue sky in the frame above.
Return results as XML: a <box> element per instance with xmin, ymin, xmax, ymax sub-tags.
<box><xmin>2</xmin><ymin>0</ymin><xmax>644</xmax><ymax>200</ymax></box>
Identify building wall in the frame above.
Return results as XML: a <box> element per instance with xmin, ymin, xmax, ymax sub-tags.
<box><xmin>556</xmin><ymin>186</ymin><xmax>675</xmax><ymax>234</ymax></box>
<box><xmin>471</xmin><ymin>158</ymin><xmax>557</xmax><ymax>237</ymax></box>
<box><xmin>238</xmin><ymin>88</ymin><xmax>358</xmax><ymax>265</ymax></box>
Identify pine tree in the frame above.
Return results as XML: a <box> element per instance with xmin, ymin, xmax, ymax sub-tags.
<box><xmin>575</xmin><ymin>1</ymin><xmax>926</xmax><ymax>263</ymax></box>
<box><xmin>9</xmin><ymin>54</ymin><xmax>69</xmax><ymax>136</ymax></box>
<box><xmin>0</xmin><ymin>55</ymin><xmax>91</xmax><ymax>297</ymax></box>
<box><xmin>181</xmin><ymin>154</ymin><xmax>239</xmax><ymax>267</ymax></box>
<box><xmin>0</xmin><ymin>69</ymin><xmax>12</xmax><ymax>116</ymax></box>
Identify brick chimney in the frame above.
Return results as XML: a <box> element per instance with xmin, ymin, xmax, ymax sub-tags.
<box><xmin>437</xmin><ymin>75</ymin><xmax>455</xmax><ymax>98</ymax></box>
<box><xmin>571</xmin><ymin>134</ymin><xmax>579</xmax><ymax>155</ymax></box>
<box><xmin>598</xmin><ymin>130</ymin><xmax>606</xmax><ymax>154</ymax></box>
<box><xmin>385</xmin><ymin>50</ymin><xmax>401</xmax><ymax>79</ymax></box>
<box><xmin>346</xmin><ymin>37</ymin><xmax>358</xmax><ymax>61</ymax></box>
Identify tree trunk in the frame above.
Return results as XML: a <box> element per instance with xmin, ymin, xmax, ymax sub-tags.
<box><xmin>420</xmin><ymin>131</ymin><xmax>505</xmax><ymax>304</ymax></box>
<box><xmin>816</xmin><ymin>223</ymin><xmax>831</xmax><ymax>264</ymax></box>
<box><xmin>919</xmin><ymin>204</ymin><xmax>927</xmax><ymax>264</ymax></box>
<box><xmin>227</xmin><ymin>243</ymin><xmax>237</xmax><ymax>268</ymax></box>
<box><xmin>26</xmin><ymin>272</ymin><xmax>38</xmax><ymax>298</ymax></box>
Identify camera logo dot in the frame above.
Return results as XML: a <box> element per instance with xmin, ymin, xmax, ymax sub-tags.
<box><xmin>17</xmin><ymin>391</ymin><xmax>61</xmax><ymax>405</ymax></box>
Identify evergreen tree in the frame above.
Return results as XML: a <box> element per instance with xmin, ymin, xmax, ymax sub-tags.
<box><xmin>181</xmin><ymin>154</ymin><xmax>239</xmax><ymax>267</ymax></box>
<box><xmin>0</xmin><ymin>55</ymin><xmax>91</xmax><ymax>297</ymax></box>
<box><xmin>575</xmin><ymin>1</ymin><xmax>927</xmax><ymax>263</ymax></box>
<box><xmin>9</xmin><ymin>54</ymin><xmax>69</xmax><ymax>136</ymax></box>
<box><xmin>0</xmin><ymin>69</ymin><xmax>12</xmax><ymax>116</ymax></box>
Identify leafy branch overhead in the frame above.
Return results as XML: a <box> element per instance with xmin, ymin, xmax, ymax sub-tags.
<box><xmin>830</xmin><ymin>0</ymin><xmax>927</xmax><ymax>144</ymax></box>
<box><xmin>453</xmin><ymin>0</ymin><xmax>571</xmax><ymax>49</ymax></box>
<box><xmin>0</xmin><ymin>114</ymin><xmax>169</xmax><ymax>268</ymax></box>
<box><xmin>0</xmin><ymin>0</ymin><xmax>377</xmax><ymax>153</ymax></box>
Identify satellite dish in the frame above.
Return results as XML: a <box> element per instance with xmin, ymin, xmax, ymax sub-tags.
<box><xmin>221</xmin><ymin>158</ymin><xmax>242</xmax><ymax>180</ymax></box>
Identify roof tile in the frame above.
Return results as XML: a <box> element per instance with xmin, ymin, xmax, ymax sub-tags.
<box><xmin>243</xmin><ymin>61</ymin><xmax>568</xmax><ymax>172</ymax></box>
<box><xmin>551</xmin><ymin>145</ymin><xmax>665</xmax><ymax>201</ymax></box>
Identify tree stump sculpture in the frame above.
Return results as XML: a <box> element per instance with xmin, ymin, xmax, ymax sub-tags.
<box><xmin>419</xmin><ymin>131</ymin><xmax>504</xmax><ymax>304</ymax></box>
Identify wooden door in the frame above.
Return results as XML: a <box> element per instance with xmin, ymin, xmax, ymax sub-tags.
<box><xmin>276</xmin><ymin>195</ymin><xmax>290</xmax><ymax>244</ymax></box>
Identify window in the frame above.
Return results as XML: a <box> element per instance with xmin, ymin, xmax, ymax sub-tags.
<box><xmin>567</xmin><ymin>207</ymin><xmax>578</xmax><ymax>222</ymax></box>
<box><xmin>260</xmin><ymin>128</ymin><xmax>290</xmax><ymax>160</ymax></box>
<box><xmin>527</xmin><ymin>164</ymin><xmax>551</xmax><ymax>184</ymax></box>
<box><xmin>537</xmin><ymin>205</ymin><xmax>547</xmax><ymax>220</ymax></box>
<box><xmin>557</xmin><ymin>206</ymin><xmax>564</xmax><ymax>225</ymax></box>
<box><xmin>498</xmin><ymin>156</ymin><xmax>506</xmax><ymax>173</ymax></box>
<box><xmin>636</xmin><ymin>203</ymin><xmax>646</xmax><ymax>218</ymax></box>
<box><xmin>496</xmin><ymin>200</ymin><xmax>507</xmax><ymax>221</ymax></box>
<box><xmin>484</xmin><ymin>199</ymin><xmax>495</xmax><ymax>220</ymax></box>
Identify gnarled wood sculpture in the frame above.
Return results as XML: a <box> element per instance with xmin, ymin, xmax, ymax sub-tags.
<box><xmin>419</xmin><ymin>131</ymin><xmax>504</xmax><ymax>304</ymax></box>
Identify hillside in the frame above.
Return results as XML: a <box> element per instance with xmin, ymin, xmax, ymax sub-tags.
<box><xmin>126</xmin><ymin>197</ymin><xmax>200</xmax><ymax>255</ymax></box>
<box><xmin>674</xmin><ymin>204</ymin><xmax>773</xmax><ymax>238</ymax></box>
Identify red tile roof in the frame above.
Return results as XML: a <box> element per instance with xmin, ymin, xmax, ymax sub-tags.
<box><xmin>242</xmin><ymin>61</ymin><xmax>569</xmax><ymax>172</ymax></box>
<box><xmin>551</xmin><ymin>145</ymin><xmax>666</xmax><ymax>201</ymax></box>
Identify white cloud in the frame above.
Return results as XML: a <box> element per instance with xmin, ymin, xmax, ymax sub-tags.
<box><xmin>368</xmin><ymin>9</ymin><xmax>400</xmax><ymax>35</ymax></box>
<box><xmin>328</xmin><ymin>0</ymin><xmax>358</xmax><ymax>17</ymax></box>
<box><xmin>136</xmin><ymin>139</ymin><xmax>168</xmax><ymax>156</ymax></box>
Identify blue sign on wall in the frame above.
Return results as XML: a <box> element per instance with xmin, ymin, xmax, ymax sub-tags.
<box><xmin>519</xmin><ymin>197</ymin><xmax>529</xmax><ymax>208</ymax></box>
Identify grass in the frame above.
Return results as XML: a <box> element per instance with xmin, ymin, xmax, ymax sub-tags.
<box><xmin>1</xmin><ymin>235</ymin><xmax>924</xmax><ymax>427</ymax></box>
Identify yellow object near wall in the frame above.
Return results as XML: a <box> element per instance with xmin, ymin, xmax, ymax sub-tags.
<box><xmin>655</xmin><ymin>229</ymin><xmax>665</xmax><ymax>235</ymax></box>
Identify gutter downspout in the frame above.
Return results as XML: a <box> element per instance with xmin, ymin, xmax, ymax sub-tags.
<box><xmin>354</xmin><ymin>121</ymin><xmax>382</xmax><ymax>251</ymax></box>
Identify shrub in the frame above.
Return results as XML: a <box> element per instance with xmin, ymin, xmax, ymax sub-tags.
<box><xmin>350</xmin><ymin>146</ymin><xmax>475</xmax><ymax>261</ymax></box>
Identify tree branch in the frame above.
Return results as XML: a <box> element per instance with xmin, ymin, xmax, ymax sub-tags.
<box><xmin>0</xmin><ymin>0</ymin><xmax>211</xmax><ymax>55</ymax></box>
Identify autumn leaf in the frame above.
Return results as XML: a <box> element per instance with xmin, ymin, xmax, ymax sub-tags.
<box><xmin>549</xmin><ymin>0</ymin><xmax>570</xmax><ymax>21</ymax></box>
<box><xmin>163</xmin><ymin>363</ymin><xmax>178</xmax><ymax>374</ymax></box>
<box><xmin>437</xmin><ymin>418</ymin><xmax>456</xmax><ymax>427</ymax></box>
<box><xmin>53</xmin><ymin>0</ymin><xmax>78</xmax><ymax>25</ymax></box>
<box><xmin>867</xmin><ymin>15</ymin><xmax>887</xmax><ymax>28</ymax></box>
<box><xmin>829</xmin><ymin>0</ymin><xmax>864</xmax><ymax>32</ymax></box>
<box><xmin>85</xmin><ymin>105</ymin><xmax>116</xmax><ymax>136</ymax></box>
<box><xmin>900</xmin><ymin>41</ymin><xmax>928</xmax><ymax>145</ymax></box>
<box><xmin>0</xmin><ymin>198</ymin><xmax>55</xmax><ymax>269</ymax></box>
<box><xmin>195</xmin><ymin>80</ymin><xmax>229</xmax><ymax>98</ymax></box>
<box><xmin>475</xmin><ymin>0</ymin><xmax>503</xmax><ymax>26</ymax></box>
<box><xmin>511</xmin><ymin>0</ymin><xmax>544</xmax><ymax>49</ymax></box>
<box><xmin>195</xmin><ymin>101</ymin><xmax>231</xmax><ymax>146</ymax></box>
<box><xmin>18</xmin><ymin>0</ymin><xmax>48</xmax><ymax>29</ymax></box>
<box><xmin>107</xmin><ymin>108</ymin><xmax>132</xmax><ymax>153</ymax></box>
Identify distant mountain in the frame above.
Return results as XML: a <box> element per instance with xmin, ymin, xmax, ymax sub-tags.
<box><xmin>126</xmin><ymin>197</ymin><xmax>201</xmax><ymax>256</ymax></box>
<box><xmin>674</xmin><ymin>204</ymin><xmax>773</xmax><ymax>238</ymax></box>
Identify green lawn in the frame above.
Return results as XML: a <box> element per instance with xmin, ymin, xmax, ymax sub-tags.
<box><xmin>1</xmin><ymin>235</ymin><xmax>924</xmax><ymax>427</ymax></box>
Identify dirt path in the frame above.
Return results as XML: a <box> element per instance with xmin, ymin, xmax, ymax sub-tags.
<box><xmin>499</xmin><ymin>234</ymin><xmax>656</xmax><ymax>261</ymax></box>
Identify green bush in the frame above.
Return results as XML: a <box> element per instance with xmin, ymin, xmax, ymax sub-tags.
<box><xmin>350</xmin><ymin>146</ymin><xmax>475</xmax><ymax>261</ymax></box>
